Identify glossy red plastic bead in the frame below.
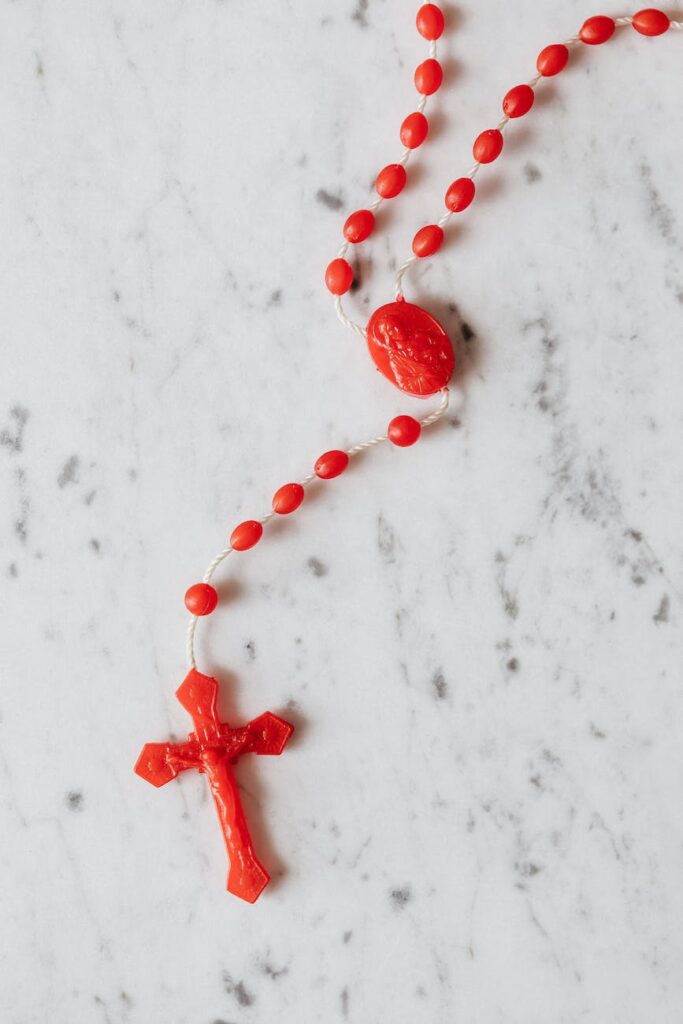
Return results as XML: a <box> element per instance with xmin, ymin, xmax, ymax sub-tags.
<box><xmin>343</xmin><ymin>209</ymin><xmax>375</xmax><ymax>244</ymax></box>
<box><xmin>416</xmin><ymin>3</ymin><xmax>445</xmax><ymax>40</ymax></box>
<box><xmin>580</xmin><ymin>15</ymin><xmax>616</xmax><ymax>44</ymax></box>
<box><xmin>473</xmin><ymin>129</ymin><xmax>504</xmax><ymax>164</ymax></box>
<box><xmin>184</xmin><ymin>583</ymin><xmax>218</xmax><ymax>616</ymax></box>
<box><xmin>376</xmin><ymin>163</ymin><xmax>407</xmax><ymax>199</ymax></box>
<box><xmin>314</xmin><ymin>450</ymin><xmax>349</xmax><ymax>479</ymax></box>
<box><xmin>412</xmin><ymin>224</ymin><xmax>444</xmax><ymax>258</ymax></box>
<box><xmin>632</xmin><ymin>8</ymin><xmax>670</xmax><ymax>34</ymax></box>
<box><xmin>325</xmin><ymin>258</ymin><xmax>353</xmax><ymax>295</ymax></box>
<box><xmin>414</xmin><ymin>58</ymin><xmax>443</xmax><ymax>95</ymax></box>
<box><xmin>272</xmin><ymin>483</ymin><xmax>305</xmax><ymax>515</ymax></box>
<box><xmin>230</xmin><ymin>520</ymin><xmax>263</xmax><ymax>551</ymax></box>
<box><xmin>445</xmin><ymin>177</ymin><xmax>476</xmax><ymax>213</ymax></box>
<box><xmin>388</xmin><ymin>415</ymin><xmax>422</xmax><ymax>447</ymax></box>
<box><xmin>400</xmin><ymin>112</ymin><xmax>429</xmax><ymax>149</ymax></box>
<box><xmin>503</xmin><ymin>84</ymin><xmax>535</xmax><ymax>119</ymax></box>
<box><xmin>536</xmin><ymin>43</ymin><xmax>570</xmax><ymax>76</ymax></box>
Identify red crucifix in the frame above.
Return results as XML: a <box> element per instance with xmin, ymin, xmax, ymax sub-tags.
<box><xmin>134</xmin><ymin>669</ymin><xmax>293</xmax><ymax>903</ymax></box>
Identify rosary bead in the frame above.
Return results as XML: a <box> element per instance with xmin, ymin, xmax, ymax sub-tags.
<box><xmin>325</xmin><ymin>257</ymin><xmax>353</xmax><ymax>294</ymax></box>
<box><xmin>230</xmin><ymin>520</ymin><xmax>263</xmax><ymax>551</ymax></box>
<box><xmin>536</xmin><ymin>43</ymin><xmax>570</xmax><ymax>76</ymax></box>
<box><xmin>502</xmin><ymin>84</ymin><xmax>535</xmax><ymax>118</ymax></box>
<box><xmin>414</xmin><ymin>58</ymin><xmax>443</xmax><ymax>96</ymax></box>
<box><xmin>343</xmin><ymin>209</ymin><xmax>375</xmax><ymax>244</ymax></box>
<box><xmin>388</xmin><ymin>415</ymin><xmax>422</xmax><ymax>447</ymax></box>
<box><xmin>314</xmin><ymin>450</ymin><xmax>349</xmax><ymax>479</ymax></box>
<box><xmin>412</xmin><ymin>224</ymin><xmax>444</xmax><ymax>258</ymax></box>
<box><xmin>416</xmin><ymin>4</ymin><xmax>445</xmax><ymax>40</ymax></box>
<box><xmin>376</xmin><ymin>163</ymin><xmax>407</xmax><ymax>199</ymax></box>
<box><xmin>445</xmin><ymin>177</ymin><xmax>476</xmax><ymax>212</ymax></box>
<box><xmin>185</xmin><ymin>583</ymin><xmax>218</xmax><ymax>616</ymax></box>
<box><xmin>632</xmin><ymin>8</ymin><xmax>670</xmax><ymax>34</ymax></box>
<box><xmin>473</xmin><ymin>129</ymin><xmax>504</xmax><ymax>164</ymax></box>
<box><xmin>272</xmin><ymin>483</ymin><xmax>305</xmax><ymax>515</ymax></box>
<box><xmin>579</xmin><ymin>15</ymin><xmax>616</xmax><ymax>44</ymax></box>
<box><xmin>400</xmin><ymin>112</ymin><xmax>429</xmax><ymax>149</ymax></box>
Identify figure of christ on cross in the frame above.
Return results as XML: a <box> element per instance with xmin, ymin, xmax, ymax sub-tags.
<box><xmin>134</xmin><ymin>669</ymin><xmax>294</xmax><ymax>903</ymax></box>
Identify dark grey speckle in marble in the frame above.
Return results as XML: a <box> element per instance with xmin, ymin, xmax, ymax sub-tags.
<box><xmin>66</xmin><ymin>790</ymin><xmax>84</xmax><ymax>811</ymax></box>
<box><xmin>351</xmin><ymin>0</ymin><xmax>369</xmax><ymax>28</ymax></box>
<box><xmin>653</xmin><ymin>594</ymin><xmax>669</xmax><ymax>624</ymax></box>
<box><xmin>432</xmin><ymin>669</ymin><xmax>448</xmax><ymax>700</ymax></box>
<box><xmin>0</xmin><ymin>405</ymin><xmax>29</xmax><ymax>453</ymax></box>
<box><xmin>222</xmin><ymin>972</ymin><xmax>254</xmax><ymax>1008</ymax></box>
<box><xmin>390</xmin><ymin>886</ymin><xmax>412</xmax><ymax>909</ymax></box>
<box><xmin>57</xmin><ymin>454</ymin><xmax>80</xmax><ymax>488</ymax></box>
<box><xmin>316</xmin><ymin>188</ymin><xmax>344</xmax><ymax>211</ymax></box>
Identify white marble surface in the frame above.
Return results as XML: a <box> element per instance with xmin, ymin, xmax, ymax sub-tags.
<box><xmin>2</xmin><ymin>1</ymin><xmax>683</xmax><ymax>1021</ymax></box>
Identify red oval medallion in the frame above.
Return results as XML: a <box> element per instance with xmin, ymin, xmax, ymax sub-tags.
<box><xmin>366</xmin><ymin>301</ymin><xmax>454</xmax><ymax>397</ymax></box>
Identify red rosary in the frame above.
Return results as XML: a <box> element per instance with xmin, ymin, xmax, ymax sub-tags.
<box><xmin>135</xmin><ymin>6</ymin><xmax>681</xmax><ymax>902</ymax></box>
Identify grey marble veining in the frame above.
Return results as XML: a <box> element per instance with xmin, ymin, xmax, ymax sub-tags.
<box><xmin>1</xmin><ymin>2</ymin><xmax>682</xmax><ymax>1022</ymax></box>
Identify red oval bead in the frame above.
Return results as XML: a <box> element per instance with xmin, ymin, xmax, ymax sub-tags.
<box><xmin>412</xmin><ymin>224</ymin><xmax>444</xmax><ymax>258</ymax></box>
<box><xmin>632</xmin><ymin>8</ymin><xmax>670</xmax><ymax>34</ymax></box>
<box><xmin>400</xmin><ymin>112</ymin><xmax>429</xmax><ymax>150</ymax></box>
<box><xmin>230</xmin><ymin>520</ymin><xmax>263</xmax><ymax>551</ymax></box>
<box><xmin>414</xmin><ymin>58</ymin><xmax>443</xmax><ymax>96</ymax></box>
<box><xmin>314</xmin><ymin>450</ymin><xmax>349</xmax><ymax>480</ymax></box>
<box><xmin>502</xmin><ymin>84</ymin><xmax>535</xmax><ymax>119</ymax></box>
<box><xmin>473</xmin><ymin>129</ymin><xmax>504</xmax><ymax>164</ymax></box>
<box><xmin>184</xmin><ymin>583</ymin><xmax>218</xmax><ymax>616</ymax></box>
<box><xmin>325</xmin><ymin>258</ymin><xmax>353</xmax><ymax>295</ymax></box>
<box><xmin>536</xmin><ymin>43</ymin><xmax>570</xmax><ymax>76</ymax></box>
<box><xmin>416</xmin><ymin>3</ymin><xmax>445</xmax><ymax>40</ymax></box>
<box><xmin>388</xmin><ymin>416</ymin><xmax>422</xmax><ymax>447</ymax></box>
<box><xmin>343</xmin><ymin>209</ymin><xmax>375</xmax><ymax>244</ymax></box>
<box><xmin>272</xmin><ymin>483</ymin><xmax>305</xmax><ymax>515</ymax></box>
<box><xmin>375</xmin><ymin>163</ymin><xmax>407</xmax><ymax>199</ymax></box>
<box><xmin>445</xmin><ymin>177</ymin><xmax>476</xmax><ymax>213</ymax></box>
<box><xmin>579</xmin><ymin>15</ymin><xmax>616</xmax><ymax>44</ymax></box>
<box><xmin>366</xmin><ymin>301</ymin><xmax>454</xmax><ymax>397</ymax></box>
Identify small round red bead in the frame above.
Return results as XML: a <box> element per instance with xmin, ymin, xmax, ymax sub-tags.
<box><xmin>400</xmin><ymin>112</ymin><xmax>429</xmax><ymax>150</ymax></box>
<box><xmin>376</xmin><ymin>163</ymin><xmax>407</xmax><ymax>199</ymax></box>
<box><xmin>185</xmin><ymin>583</ymin><xmax>218</xmax><ymax>616</ymax></box>
<box><xmin>412</xmin><ymin>224</ymin><xmax>444</xmax><ymax>258</ymax></box>
<box><xmin>473</xmin><ymin>129</ymin><xmax>504</xmax><ymax>164</ymax></box>
<box><xmin>536</xmin><ymin>43</ymin><xmax>570</xmax><ymax>76</ymax></box>
<box><xmin>388</xmin><ymin>416</ymin><xmax>422</xmax><ymax>447</ymax></box>
<box><xmin>445</xmin><ymin>177</ymin><xmax>476</xmax><ymax>213</ymax></box>
<box><xmin>314</xmin><ymin>450</ymin><xmax>349</xmax><ymax>479</ymax></box>
<box><xmin>632</xmin><ymin>8</ymin><xmax>670</xmax><ymax>35</ymax></box>
<box><xmin>343</xmin><ymin>209</ymin><xmax>375</xmax><ymax>244</ymax></box>
<box><xmin>414</xmin><ymin>58</ymin><xmax>443</xmax><ymax>96</ymax></box>
<box><xmin>230</xmin><ymin>520</ymin><xmax>263</xmax><ymax>551</ymax></box>
<box><xmin>272</xmin><ymin>483</ymin><xmax>305</xmax><ymax>515</ymax></box>
<box><xmin>503</xmin><ymin>84</ymin><xmax>535</xmax><ymax>119</ymax></box>
<box><xmin>580</xmin><ymin>15</ymin><xmax>616</xmax><ymax>44</ymax></box>
<box><xmin>325</xmin><ymin>258</ymin><xmax>353</xmax><ymax>295</ymax></box>
<box><xmin>416</xmin><ymin>3</ymin><xmax>445</xmax><ymax>40</ymax></box>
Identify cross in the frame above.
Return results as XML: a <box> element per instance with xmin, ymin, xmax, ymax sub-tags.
<box><xmin>134</xmin><ymin>668</ymin><xmax>293</xmax><ymax>903</ymax></box>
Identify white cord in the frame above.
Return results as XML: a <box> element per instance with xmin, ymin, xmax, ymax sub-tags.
<box><xmin>186</xmin><ymin>386</ymin><xmax>451</xmax><ymax>669</ymax></box>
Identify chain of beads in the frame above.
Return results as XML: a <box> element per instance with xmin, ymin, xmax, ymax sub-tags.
<box><xmin>184</xmin><ymin>7</ymin><xmax>681</xmax><ymax>670</ymax></box>
<box><xmin>328</xmin><ymin>8</ymin><xmax>682</xmax><ymax>333</ymax></box>
<box><xmin>325</xmin><ymin>3</ymin><xmax>446</xmax><ymax>339</ymax></box>
<box><xmin>185</xmin><ymin>388</ymin><xmax>450</xmax><ymax>668</ymax></box>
